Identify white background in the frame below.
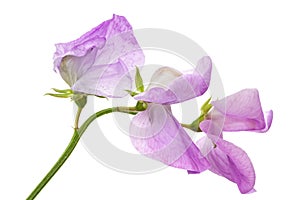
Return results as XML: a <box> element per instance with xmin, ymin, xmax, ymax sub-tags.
<box><xmin>1</xmin><ymin>0</ymin><xmax>299</xmax><ymax>199</ymax></box>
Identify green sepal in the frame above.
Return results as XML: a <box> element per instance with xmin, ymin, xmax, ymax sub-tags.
<box><xmin>136</xmin><ymin>100</ymin><xmax>148</xmax><ymax>111</ymax></box>
<box><xmin>95</xmin><ymin>95</ymin><xmax>106</xmax><ymax>98</ymax></box>
<box><xmin>72</xmin><ymin>93</ymin><xmax>87</xmax><ymax>108</ymax></box>
<box><xmin>135</xmin><ymin>67</ymin><xmax>144</xmax><ymax>93</ymax></box>
<box><xmin>45</xmin><ymin>88</ymin><xmax>74</xmax><ymax>98</ymax></box>
<box><xmin>51</xmin><ymin>88</ymin><xmax>73</xmax><ymax>94</ymax></box>
<box><xmin>125</xmin><ymin>90</ymin><xmax>139</xmax><ymax>97</ymax></box>
<box><xmin>189</xmin><ymin>114</ymin><xmax>204</xmax><ymax>132</ymax></box>
<box><xmin>181</xmin><ymin>97</ymin><xmax>213</xmax><ymax>132</ymax></box>
<box><xmin>201</xmin><ymin>97</ymin><xmax>212</xmax><ymax>115</ymax></box>
<box><xmin>44</xmin><ymin>93</ymin><xmax>72</xmax><ymax>98</ymax></box>
<box><xmin>94</xmin><ymin>95</ymin><xmax>109</xmax><ymax>101</ymax></box>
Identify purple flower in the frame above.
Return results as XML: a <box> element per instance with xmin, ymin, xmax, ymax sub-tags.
<box><xmin>200</xmin><ymin>89</ymin><xmax>273</xmax><ymax>136</ymax></box>
<box><xmin>134</xmin><ymin>56</ymin><xmax>212</xmax><ymax>104</ymax></box>
<box><xmin>191</xmin><ymin>89</ymin><xmax>273</xmax><ymax>193</ymax></box>
<box><xmin>195</xmin><ymin>136</ymin><xmax>256</xmax><ymax>194</ymax></box>
<box><xmin>53</xmin><ymin>14</ymin><xmax>144</xmax><ymax>97</ymax></box>
<box><xmin>129</xmin><ymin>56</ymin><xmax>212</xmax><ymax>172</ymax></box>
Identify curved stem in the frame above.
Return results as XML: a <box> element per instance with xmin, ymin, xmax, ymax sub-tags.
<box><xmin>78</xmin><ymin>106</ymin><xmax>137</xmax><ymax>137</ymax></box>
<box><xmin>78</xmin><ymin>108</ymin><xmax>114</xmax><ymax>137</ymax></box>
<box><xmin>26</xmin><ymin>106</ymin><xmax>135</xmax><ymax>200</ymax></box>
<box><xmin>26</xmin><ymin>129</ymin><xmax>80</xmax><ymax>200</ymax></box>
<box><xmin>181</xmin><ymin>123</ymin><xmax>194</xmax><ymax>130</ymax></box>
<box><xmin>74</xmin><ymin>107</ymin><xmax>83</xmax><ymax>129</ymax></box>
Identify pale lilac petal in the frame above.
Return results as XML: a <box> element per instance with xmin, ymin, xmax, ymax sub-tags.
<box><xmin>134</xmin><ymin>56</ymin><xmax>212</xmax><ymax>104</ymax></box>
<box><xmin>199</xmin><ymin>120</ymin><xmax>223</xmax><ymax>140</ymax></box>
<box><xmin>54</xmin><ymin>36</ymin><xmax>106</xmax><ymax>72</ymax></box>
<box><xmin>72</xmin><ymin>60</ymin><xmax>131</xmax><ymax>98</ymax></box>
<box><xmin>211</xmin><ymin>89</ymin><xmax>269</xmax><ymax>132</ymax></box>
<box><xmin>194</xmin><ymin>55</ymin><xmax>212</xmax><ymax>88</ymax></box>
<box><xmin>186</xmin><ymin>137</ymin><xmax>217</xmax><ymax>174</ymax></box>
<box><xmin>59</xmin><ymin>47</ymin><xmax>100</xmax><ymax>86</ymax></box>
<box><xmin>53</xmin><ymin>14</ymin><xmax>144</xmax><ymax>97</ymax></box>
<box><xmin>196</xmin><ymin>137</ymin><xmax>256</xmax><ymax>194</ymax></box>
<box><xmin>129</xmin><ymin>104</ymin><xmax>209</xmax><ymax>172</ymax></box>
<box><xmin>256</xmin><ymin>110</ymin><xmax>273</xmax><ymax>133</ymax></box>
<box><xmin>93</xmin><ymin>30</ymin><xmax>144</xmax><ymax>69</ymax></box>
<box><xmin>146</xmin><ymin>67</ymin><xmax>182</xmax><ymax>90</ymax></box>
<box><xmin>54</xmin><ymin>14</ymin><xmax>143</xmax><ymax>71</ymax></box>
<box><xmin>186</xmin><ymin>137</ymin><xmax>219</xmax><ymax>174</ymax></box>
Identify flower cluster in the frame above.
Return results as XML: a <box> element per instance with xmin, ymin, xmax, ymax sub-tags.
<box><xmin>190</xmin><ymin>89</ymin><xmax>273</xmax><ymax>193</ymax></box>
<box><xmin>130</xmin><ymin>63</ymin><xmax>273</xmax><ymax>193</ymax></box>
<box><xmin>53</xmin><ymin>14</ymin><xmax>273</xmax><ymax>193</ymax></box>
<box><xmin>32</xmin><ymin>14</ymin><xmax>273</xmax><ymax>199</ymax></box>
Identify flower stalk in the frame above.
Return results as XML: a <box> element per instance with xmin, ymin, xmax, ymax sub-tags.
<box><xmin>27</xmin><ymin>105</ymin><xmax>140</xmax><ymax>200</ymax></box>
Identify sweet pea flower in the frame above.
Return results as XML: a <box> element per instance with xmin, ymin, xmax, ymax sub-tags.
<box><xmin>200</xmin><ymin>89</ymin><xmax>273</xmax><ymax>136</ymax></box>
<box><xmin>129</xmin><ymin>56</ymin><xmax>212</xmax><ymax>172</ymax></box>
<box><xmin>53</xmin><ymin>14</ymin><xmax>144</xmax><ymax>98</ymax></box>
<box><xmin>191</xmin><ymin>89</ymin><xmax>273</xmax><ymax>193</ymax></box>
<box><xmin>134</xmin><ymin>57</ymin><xmax>212</xmax><ymax>104</ymax></box>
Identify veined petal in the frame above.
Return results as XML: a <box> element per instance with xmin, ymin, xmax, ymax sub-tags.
<box><xmin>53</xmin><ymin>14</ymin><xmax>144</xmax><ymax>96</ymax></box>
<box><xmin>93</xmin><ymin>30</ymin><xmax>144</xmax><ymax>69</ymax></box>
<box><xmin>134</xmin><ymin>56</ymin><xmax>212</xmax><ymax>104</ymax></box>
<box><xmin>211</xmin><ymin>89</ymin><xmax>272</xmax><ymax>132</ymax></box>
<box><xmin>54</xmin><ymin>14</ymin><xmax>139</xmax><ymax>71</ymax></box>
<box><xmin>199</xmin><ymin>120</ymin><xmax>223</xmax><ymax>141</ymax></box>
<box><xmin>257</xmin><ymin>110</ymin><xmax>273</xmax><ymax>133</ymax></box>
<box><xmin>129</xmin><ymin>104</ymin><xmax>209</xmax><ymax>172</ymax></box>
<box><xmin>54</xmin><ymin>36</ymin><xmax>106</xmax><ymax>72</ymax></box>
<box><xmin>196</xmin><ymin>137</ymin><xmax>256</xmax><ymax>194</ymax></box>
<box><xmin>59</xmin><ymin>47</ymin><xmax>101</xmax><ymax>86</ymax></box>
<box><xmin>146</xmin><ymin>67</ymin><xmax>182</xmax><ymax>90</ymax></box>
<box><xmin>72</xmin><ymin>60</ymin><xmax>131</xmax><ymax>98</ymax></box>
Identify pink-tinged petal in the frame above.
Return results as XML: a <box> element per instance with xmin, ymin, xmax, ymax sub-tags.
<box><xmin>72</xmin><ymin>60</ymin><xmax>131</xmax><ymax>98</ymax></box>
<box><xmin>194</xmin><ymin>55</ymin><xmax>212</xmax><ymax>89</ymax></box>
<box><xmin>54</xmin><ymin>36</ymin><xmax>106</xmax><ymax>72</ymax></box>
<box><xmin>59</xmin><ymin>47</ymin><xmax>101</xmax><ymax>86</ymax></box>
<box><xmin>196</xmin><ymin>137</ymin><xmax>256</xmax><ymax>194</ymax></box>
<box><xmin>130</xmin><ymin>104</ymin><xmax>209</xmax><ymax>172</ymax></box>
<box><xmin>53</xmin><ymin>14</ymin><xmax>144</xmax><ymax>96</ymax></box>
<box><xmin>134</xmin><ymin>56</ymin><xmax>212</xmax><ymax>104</ymax></box>
<box><xmin>187</xmin><ymin>137</ymin><xmax>215</xmax><ymax>174</ymax></box>
<box><xmin>147</xmin><ymin>67</ymin><xmax>182</xmax><ymax>90</ymax></box>
<box><xmin>211</xmin><ymin>89</ymin><xmax>270</xmax><ymax>132</ymax></box>
<box><xmin>54</xmin><ymin>14</ymin><xmax>143</xmax><ymax>71</ymax></box>
<box><xmin>256</xmin><ymin>110</ymin><xmax>273</xmax><ymax>133</ymax></box>
<box><xmin>93</xmin><ymin>30</ymin><xmax>144</xmax><ymax>69</ymax></box>
<box><xmin>199</xmin><ymin>120</ymin><xmax>224</xmax><ymax>140</ymax></box>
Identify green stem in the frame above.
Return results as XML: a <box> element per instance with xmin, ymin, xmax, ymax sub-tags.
<box><xmin>26</xmin><ymin>106</ymin><xmax>135</xmax><ymax>200</ymax></box>
<box><xmin>26</xmin><ymin>129</ymin><xmax>80</xmax><ymax>200</ymax></box>
<box><xmin>78</xmin><ymin>107</ymin><xmax>137</xmax><ymax>137</ymax></box>
<box><xmin>181</xmin><ymin>123</ymin><xmax>194</xmax><ymax>130</ymax></box>
<box><xmin>74</xmin><ymin>107</ymin><xmax>83</xmax><ymax>129</ymax></box>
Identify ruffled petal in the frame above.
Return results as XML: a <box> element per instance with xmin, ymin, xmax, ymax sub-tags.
<box><xmin>256</xmin><ymin>110</ymin><xmax>273</xmax><ymax>133</ymax></box>
<box><xmin>93</xmin><ymin>30</ymin><xmax>144</xmax><ymax>69</ymax></box>
<box><xmin>199</xmin><ymin>120</ymin><xmax>223</xmax><ymax>140</ymax></box>
<box><xmin>72</xmin><ymin>60</ymin><xmax>131</xmax><ymax>98</ymax></box>
<box><xmin>59</xmin><ymin>47</ymin><xmax>101</xmax><ymax>86</ymax></box>
<box><xmin>211</xmin><ymin>89</ymin><xmax>271</xmax><ymax>132</ymax></box>
<box><xmin>146</xmin><ymin>67</ymin><xmax>182</xmax><ymax>90</ymax></box>
<box><xmin>54</xmin><ymin>14</ymin><xmax>142</xmax><ymax>71</ymax></box>
<box><xmin>129</xmin><ymin>104</ymin><xmax>209</xmax><ymax>172</ymax></box>
<box><xmin>196</xmin><ymin>137</ymin><xmax>256</xmax><ymax>194</ymax></box>
<box><xmin>134</xmin><ymin>56</ymin><xmax>212</xmax><ymax>104</ymax></box>
<box><xmin>53</xmin><ymin>14</ymin><xmax>144</xmax><ymax>96</ymax></box>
